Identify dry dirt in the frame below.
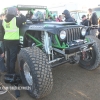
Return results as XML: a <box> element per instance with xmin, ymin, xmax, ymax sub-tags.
<box><xmin>1</xmin><ymin>63</ymin><xmax>100</xmax><ymax>100</ymax></box>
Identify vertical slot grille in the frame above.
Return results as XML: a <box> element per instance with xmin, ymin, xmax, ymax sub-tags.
<box><xmin>66</xmin><ymin>27</ymin><xmax>81</xmax><ymax>42</ymax></box>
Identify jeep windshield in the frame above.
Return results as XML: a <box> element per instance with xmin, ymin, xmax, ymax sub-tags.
<box><xmin>17</xmin><ymin>5</ymin><xmax>53</xmax><ymax>20</ymax></box>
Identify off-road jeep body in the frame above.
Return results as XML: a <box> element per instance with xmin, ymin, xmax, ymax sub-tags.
<box><xmin>16</xmin><ymin>5</ymin><xmax>100</xmax><ymax>99</ymax></box>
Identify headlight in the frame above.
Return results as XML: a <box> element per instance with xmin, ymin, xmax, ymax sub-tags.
<box><xmin>81</xmin><ymin>28</ymin><xmax>86</xmax><ymax>36</ymax></box>
<box><xmin>60</xmin><ymin>30</ymin><xmax>66</xmax><ymax>40</ymax></box>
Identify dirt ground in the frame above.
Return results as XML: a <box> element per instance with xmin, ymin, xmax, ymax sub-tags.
<box><xmin>1</xmin><ymin>63</ymin><xmax>100</xmax><ymax>100</ymax></box>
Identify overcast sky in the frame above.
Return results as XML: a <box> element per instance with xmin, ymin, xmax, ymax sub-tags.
<box><xmin>0</xmin><ymin>0</ymin><xmax>99</xmax><ymax>13</ymax></box>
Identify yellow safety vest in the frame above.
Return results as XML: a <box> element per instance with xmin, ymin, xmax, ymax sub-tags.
<box><xmin>3</xmin><ymin>17</ymin><xmax>19</xmax><ymax>40</ymax></box>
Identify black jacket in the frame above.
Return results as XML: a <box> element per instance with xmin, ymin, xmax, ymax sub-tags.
<box><xmin>0</xmin><ymin>47</ymin><xmax>3</xmax><ymax>54</ymax></box>
<box><xmin>81</xmin><ymin>19</ymin><xmax>91</xmax><ymax>33</ymax></box>
<box><xmin>81</xmin><ymin>19</ymin><xmax>91</xmax><ymax>26</ymax></box>
<box><xmin>63</xmin><ymin>10</ymin><xmax>75</xmax><ymax>22</ymax></box>
<box><xmin>0</xmin><ymin>14</ymin><xmax>26</xmax><ymax>41</ymax></box>
<box><xmin>87</xmin><ymin>12</ymin><xmax>98</xmax><ymax>25</ymax></box>
<box><xmin>0</xmin><ymin>20</ymin><xmax>4</xmax><ymax>41</ymax></box>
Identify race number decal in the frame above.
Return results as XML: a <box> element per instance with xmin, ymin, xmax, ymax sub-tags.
<box><xmin>20</xmin><ymin>36</ymin><xmax>23</xmax><ymax>44</ymax></box>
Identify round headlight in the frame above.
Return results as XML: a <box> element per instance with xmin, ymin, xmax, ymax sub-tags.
<box><xmin>60</xmin><ymin>30</ymin><xmax>66</xmax><ymax>40</ymax></box>
<box><xmin>81</xmin><ymin>28</ymin><xmax>86</xmax><ymax>36</ymax></box>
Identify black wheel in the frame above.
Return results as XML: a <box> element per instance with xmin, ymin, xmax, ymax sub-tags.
<box><xmin>79</xmin><ymin>35</ymin><xmax>100</xmax><ymax>70</ymax></box>
<box><xmin>18</xmin><ymin>46</ymin><xmax>53</xmax><ymax>99</ymax></box>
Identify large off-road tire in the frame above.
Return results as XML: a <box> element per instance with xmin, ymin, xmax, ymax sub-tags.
<box><xmin>18</xmin><ymin>46</ymin><xmax>53</xmax><ymax>99</ymax></box>
<box><xmin>79</xmin><ymin>35</ymin><xmax>100</xmax><ymax>70</ymax></box>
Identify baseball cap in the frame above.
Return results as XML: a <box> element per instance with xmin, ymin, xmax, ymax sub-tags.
<box><xmin>82</xmin><ymin>15</ymin><xmax>86</xmax><ymax>18</ymax></box>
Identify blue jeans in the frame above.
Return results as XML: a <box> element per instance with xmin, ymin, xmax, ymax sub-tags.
<box><xmin>0</xmin><ymin>41</ymin><xmax>4</xmax><ymax>52</ymax></box>
<box><xmin>4</xmin><ymin>40</ymin><xmax>19</xmax><ymax>74</ymax></box>
<box><xmin>0</xmin><ymin>57</ymin><xmax>6</xmax><ymax>72</ymax></box>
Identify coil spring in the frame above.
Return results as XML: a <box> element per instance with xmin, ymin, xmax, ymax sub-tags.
<box><xmin>41</xmin><ymin>32</ymin><xmax>45</xmax><ymax>50</ymax></box>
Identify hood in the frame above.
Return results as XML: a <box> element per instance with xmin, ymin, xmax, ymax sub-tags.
<box><xmin>5</xmin><ymin>14</ymin><xmax>15</xmax><ymax>22</ymax></box>
<box><xmin>62</xmin><ymin>10</ymin><xmax>71</xmax><ymax>18</ymax></box>
<box><xmin>6</xmin><ymin>7</ymin><xmax>17</xmax><ymax>16</ymax></box>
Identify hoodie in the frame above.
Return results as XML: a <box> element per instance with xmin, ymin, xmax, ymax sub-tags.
<box><xmin>7</xmin><ymin>7</ymin><xmax>17</xmax><ymax>16</ymax></box>
<box><xmin>5</xmin><ymin>14</ymin><xmax>26</xmax><ymax>27</ymax></box>
<box><xmin>81</xmin><ymin>19</ymin><xmax>91</xmax><ymax>26</ymax></box>
<box><xmin>62</xmin><ymin>10</ymin><xmax>75</xmax><ymax>22</ymax></box>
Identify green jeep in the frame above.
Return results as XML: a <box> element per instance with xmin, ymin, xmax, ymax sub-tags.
<box><xmin>6</xmin><ymin>5</ymin><xmax>100</xmax><ymax>99</ymax></box>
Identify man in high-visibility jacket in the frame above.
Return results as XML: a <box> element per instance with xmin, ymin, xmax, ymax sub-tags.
<box><xmin>0</xmin><ymin>7</ymin><xmax>26</xmax><ymax>74</ymax></box>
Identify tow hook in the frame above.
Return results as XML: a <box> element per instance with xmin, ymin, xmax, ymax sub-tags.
<box><xmin>80</xmin><ymin>46</ymin><xmax>88</xmax><ymax>60</ymax></box>
<box><xmin>80</xmin><ymin>46</ymin><xmax>92</xmax><ymax>60</ymax></box>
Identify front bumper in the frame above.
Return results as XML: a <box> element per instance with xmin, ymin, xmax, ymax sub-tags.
<box><xmin>65</xmin><ymin>42</ymin><xmax>94</xmax><ymax>54</ymax></box>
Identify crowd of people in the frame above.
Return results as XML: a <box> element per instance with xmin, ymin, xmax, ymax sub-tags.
<box><xmin>50</xmin><ymin>8</ymin><xmax>99</xmax><ymax>36</ymax></box>
<box><xmin>80</xmin><ymin>8</ymin><xmax>98</xmax><ymax>35</ymax></box>
<box><xmin>53</xmin><ymin>10</ymin><xmax>76</xmax><ymax>22</ymax></box>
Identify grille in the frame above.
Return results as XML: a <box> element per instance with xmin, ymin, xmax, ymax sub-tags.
<box><xmin>65</xmin><ymin>27</ymin><xmax>81</xmax><ymax>42</ymax></box>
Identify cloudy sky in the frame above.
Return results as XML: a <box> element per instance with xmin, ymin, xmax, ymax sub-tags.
<box><xmin>0</xmin><ymin>0</ymin><xmax>99</xmax><ymax>13</ymax></box>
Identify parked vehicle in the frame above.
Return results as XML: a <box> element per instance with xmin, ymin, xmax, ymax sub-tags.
<box><xmin>70</xmin><ymin>10</ymin><xmax>87</xmax><ymax>25</ymax></box>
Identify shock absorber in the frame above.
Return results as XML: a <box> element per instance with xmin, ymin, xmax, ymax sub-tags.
<box><xmin>41</xmin><ymin>31</ymin><xmax>52</xmax><ymax>61</ymax></box>
<box><xmin>41</xmin><ymin>31</ymin><xmax>45</xmax><ymax>51</ymax></box>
